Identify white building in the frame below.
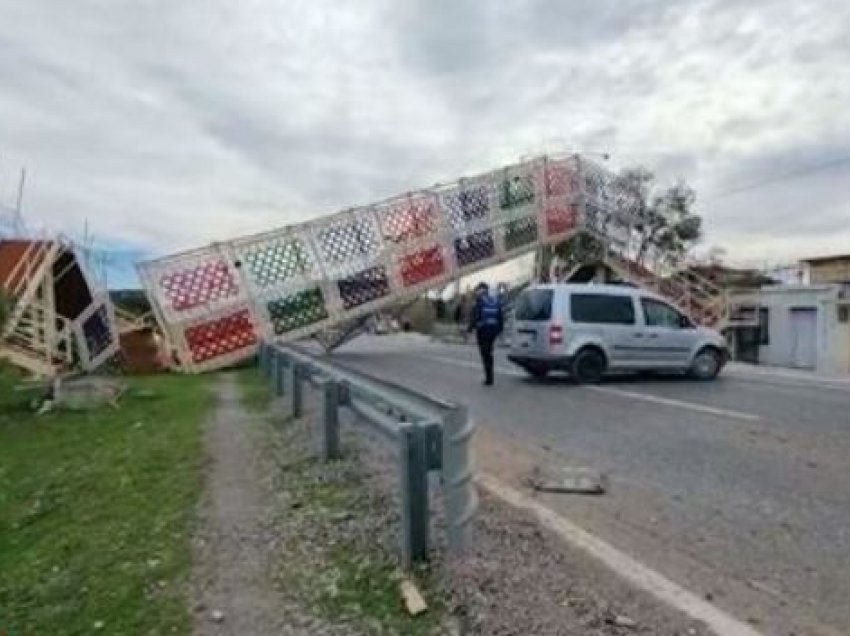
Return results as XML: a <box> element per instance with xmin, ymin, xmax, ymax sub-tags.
<box><xmin>727</xmin><ymin>284</ymin><xmax>850</xmax><ymax>374</ymax></box>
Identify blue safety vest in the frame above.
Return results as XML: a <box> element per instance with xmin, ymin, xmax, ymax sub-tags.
<box><xmin>477</xmin><ymin>295</ymin><xmax>501</xmax><ymax>329</ymax></box>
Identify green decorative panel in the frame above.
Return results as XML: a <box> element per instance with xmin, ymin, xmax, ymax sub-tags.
<box><xmin>499</xmin><ymin>175</ymin><xmax>535</xmax><ymax>210</ymax></box>
<box><xmin>267</xmin><ymin>287</ymin><xmax>329</xmax><ymax>334</ymax></box>
<box><xmin>504</xmin><ymin>215</ymin><xmax>539</xmax><ymax>251</ymax></box>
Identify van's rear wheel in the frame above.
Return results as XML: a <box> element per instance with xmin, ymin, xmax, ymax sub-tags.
<box><xmin>690</xmin><ymin>347</ymin><xmax>721</xmax><ymax>380</ymax></box>
<box><xmin>571</xmin><ymin>348</ymin><xmax>606</xmax><ymax>384</ymax></box>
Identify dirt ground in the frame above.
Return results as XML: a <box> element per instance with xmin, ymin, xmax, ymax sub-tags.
<box><xmin>189</xmin><ymin>371</ymin><xmax>712</xmax><ymax>635</ymax></box>
<box><xmin>190</xmin><ymin>374</ymin><xmax>287</xmax><ymax>635</ymax></box>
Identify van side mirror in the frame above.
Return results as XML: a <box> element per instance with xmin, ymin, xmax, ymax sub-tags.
<box><xmin>679</xmin><ymin>314</ymin><xmax>694</xmax><ymax>329</ymax></box>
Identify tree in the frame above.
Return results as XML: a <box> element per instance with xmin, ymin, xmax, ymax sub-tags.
<box><xmin>549</xmin><ymin>167</ymin><xmax>702</xmax><ymax>273</ymax></box>
<box><xmin>631</xmin><ymin>176</ymin><xmax>701</xmax><ymax>265</ymax></box>
<box><xmin>552</xmin><ymin>233</ymin><xmax>606</xmax><ymax>273</ymax></box>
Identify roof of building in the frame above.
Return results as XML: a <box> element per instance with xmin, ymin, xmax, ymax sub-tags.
<box><xmin>800</xmin><ymin>253</ymin><xmax>850</xmax><ymax>264</ymax></box>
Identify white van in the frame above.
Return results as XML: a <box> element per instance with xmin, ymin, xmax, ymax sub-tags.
<box><xmin>508</xmin><ymin>283</ymin><xmax>728</xmax><ymax>382</ymax></box>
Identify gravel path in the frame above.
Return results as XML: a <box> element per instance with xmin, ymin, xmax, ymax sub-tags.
<box><xmin>190</xmin><ymin>373</ymin><xmax>286</xmax><ymax>635</ymax></box>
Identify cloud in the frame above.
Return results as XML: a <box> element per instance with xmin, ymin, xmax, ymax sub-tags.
<box><xmin>0</xmin><ymin>0</ymin><xmax>848</xmax><ymax>280</ymax></box>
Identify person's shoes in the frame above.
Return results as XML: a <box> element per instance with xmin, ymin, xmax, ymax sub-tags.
<box><xmin>483</xmin><ymin>379</ymin><xmax>494</xmax><ymax>386</ymax></box>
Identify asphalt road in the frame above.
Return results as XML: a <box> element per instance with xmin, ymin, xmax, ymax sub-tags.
<box><xmin>329</xmin><ymin>334</ymin><xmax>850</xmax><ymax>636</ymax></box>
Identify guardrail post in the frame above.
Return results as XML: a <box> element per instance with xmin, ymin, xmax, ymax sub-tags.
<box><xmin>275</xmin><ymin>352</ymin><xmax>286</xmax><ymax>397</ymax></box>
<box><xmin>291</xmin><ymin>362</ymin><xmax>304</xmax><ymax>418</ymax></box>
<box><xmin>265</xmin><ymin>343</ymin><xmax>273</xmax><ymax>379</ymax></box>
<box><xmin>399</xmin><ymin>423</ymin><xmax>429</xmax><ymax>570</ymax></box>
<box><xmin>259</xmin><ymin>342</ymin><xmax>269</xmax><ymax>377</ymax></box>
<box><xmin>442</xmin><ymin>405</ymin><xmax>476</xmax><ymax>557</ymax></box>
<box><xmin>319</xmin><ymin>378</ymin><xmax>340</xmax><ymax>461</ymax></box>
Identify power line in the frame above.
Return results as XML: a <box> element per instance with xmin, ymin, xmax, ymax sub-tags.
<box><xmin>707</xmin><ymin>153</ymin><xmax>850</xmax><ymax>201</ymax></box>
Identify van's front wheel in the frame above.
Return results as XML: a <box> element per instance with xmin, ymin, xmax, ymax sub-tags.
<box><xmin>571</xmin><ymin>348</ymin><xmax>606</xmax><ymax>384</ymax></box>
<box><xmin>690</xmin><ymin>347</ymin><xmax>722</xmax><ymax>380</ymax></box>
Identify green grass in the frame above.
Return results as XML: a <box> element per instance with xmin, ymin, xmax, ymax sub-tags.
<box><xmin>235</xmin><ymin>364</ymin><xmax>273</xmax><ymax>413</ymax></box>
<box><xmin>317</xmin><ymin>545</ymin><xmax>440</xmax><ymax>636</ymax></box>
<box><xmin>0</xmin><ymin>367</ymin><xmax>212</xmax><ymax>636</ymax></box>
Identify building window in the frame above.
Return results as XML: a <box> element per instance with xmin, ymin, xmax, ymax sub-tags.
<box><xmin>758</xmin><ymin>307</ymin><xmax>769</xmax><ymax>345</ymax></box>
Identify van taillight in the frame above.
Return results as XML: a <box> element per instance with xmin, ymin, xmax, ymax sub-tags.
<box><xmin>549</xmin><ymin>324</ymin><xmax>563</xmax><ymax>346</ymax></box>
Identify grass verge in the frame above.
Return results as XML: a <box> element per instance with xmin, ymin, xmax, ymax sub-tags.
<box><xmin>235</xmin><ymin>364</ymin><xmax>273</xmax><ymax>413</ymax></box>
<box><xmin>0</xmin><ymin>367</ymin><xmax>212</xmax><ymax>635</ymax></box>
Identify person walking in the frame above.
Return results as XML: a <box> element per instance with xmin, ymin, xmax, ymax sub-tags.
<box><xmin>468</xmin><ymin>282</ymin><xmax>503</xmax><ymax>386</ymax></box>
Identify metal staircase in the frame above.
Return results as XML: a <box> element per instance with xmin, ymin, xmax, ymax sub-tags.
<box><xmin>1</xmin><ymin>299</ymin><xmax>78</xmax><ymax>377</ymax></box>
<box><xmin>0</xmin><ymin>239</ymin><xmax>78</xmax><ymax>377</ymax></box>
<box><xmin>1</xmin><ymin>240</ymin><xmax>61</xmax><ymax>338</ymax></box>
<box><xmin>139</xmin><ymin>153</ymin><xmax>729</xmax><ymax>373</ymax></box>
<box><xmin>1</xmin><ymin>236</ymin><xmax>119</xmax><ymax>378</ymax></box>
<box><xmin>598</xmin><ymin>240</ymin><xmax>728</xmax><ymax>328</ymax></box>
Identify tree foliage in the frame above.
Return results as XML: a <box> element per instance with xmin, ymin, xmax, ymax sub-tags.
<box><xmin>552</xmin><ymin>233</ymin><xmax>606</xmax><ymax>272</ymax></box>
<box><xmin>626</xmin><ymin>170</ymin><xmax>701</xmax><ymax>264</ymax></box>
<box><xmin>552</xmin><ymin>167</ymin><xmax>702</xmax><ymax>271</ymax></box>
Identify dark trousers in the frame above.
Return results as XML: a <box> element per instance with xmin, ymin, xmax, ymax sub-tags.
<box><xmin>476</xmin><ymin>329</ymin><xmax>497</xmax><ymax>384</ymax></box>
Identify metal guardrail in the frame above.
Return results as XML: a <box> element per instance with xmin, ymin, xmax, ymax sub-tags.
<box><xmin>258</xmin><ymin>341</ymin><xmax>477</xmax><ymax>570</ymax></box>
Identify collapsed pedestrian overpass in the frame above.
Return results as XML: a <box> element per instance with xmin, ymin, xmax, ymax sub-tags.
<box><xmin>138</xmin><ymin>154</ymin><xmax>727</xmax><ymax>373</ymax></box>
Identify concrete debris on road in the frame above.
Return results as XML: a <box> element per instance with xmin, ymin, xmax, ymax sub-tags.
<box><xmin>527</xmin><ymin>465</ymin><xmax>608</xmax><ymax>495</ymax></box>
<box><xmin>400</xmin><ymin>579</ymin><xmax>428</xmax><ymax>616</ymax></box>
<box><xmin>606</xmin><ymin>613</ymin><xmax>638</xmax><ymax>628</ymax></box>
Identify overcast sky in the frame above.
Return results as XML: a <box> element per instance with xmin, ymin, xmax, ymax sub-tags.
<box><xmin>1</xmin><ymin>0</ymin><xmax>849</xmax><ymax>283</ymax></box>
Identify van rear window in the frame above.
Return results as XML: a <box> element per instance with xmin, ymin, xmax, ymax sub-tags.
<box><xmin>515</xmin><ymin>289</ymin><xmax>553</xmax><ymax>321</ymax></box>
<box><xmin>570</xmin><ymin>293</ymin><xmax>635</xmax><ymax>325</ymax></box>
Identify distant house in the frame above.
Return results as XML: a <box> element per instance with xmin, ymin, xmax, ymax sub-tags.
<box><xmin>686</xmin><ymin>264</ymin><xmax>775</xmax><ymax>289</ymax></box>
<box><xmin>801</xmin><ymin>254</ymin><xmax>850</xmax><ymax>285</ymax></box>
<box><xmin>727</xmin><ymin>284</ymin><xmax>850</xmax><ymax>373</ymax></box>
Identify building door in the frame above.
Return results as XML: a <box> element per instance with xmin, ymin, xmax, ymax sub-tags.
<box><xmin>734</xmin><ymin>326</ymin><xmax>760</xmax><ymax>364</ymax></box>
<box><xmin>789</xmin><ymin>307</ymin><xmax>817</xmax><ymax>369</ymax></box>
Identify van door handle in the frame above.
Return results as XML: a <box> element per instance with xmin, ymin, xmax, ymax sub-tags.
<box><xmin>648</xmin><ymin>333</ymin><xmax>659</xmax><ymax>339</ymax></box>
<box><xmin>633</xmin><ymin>333</ymin><xmax>644</xmax><ymax>338</ymax></box>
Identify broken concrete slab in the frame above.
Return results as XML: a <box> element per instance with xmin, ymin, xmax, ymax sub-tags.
<box><xmin>55</xmin><ymin>377</ymin><xmax>127</xmax><ymax>411</ymax></box>
<box><xmin>400</xmin><ymin>579</ymin><xmax>428</xmax><ymax>616</ymax></box>
<box><xmin>526</xmin><ymin>465</ymin><xmax>608</xmax><ymax>495</ymax></box>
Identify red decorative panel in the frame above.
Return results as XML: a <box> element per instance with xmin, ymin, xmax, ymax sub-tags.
<box><xmin>184</xmin><ymin>309</ymin><xmax>257</xmax><ymax>363</ymax></box>
<box><xmin>545</xmin><ymin>162</ymin><xmax>577</xmax><ymax>197</ymax></box>
<box><xmin>381</xmin><ymin>198</ymin><xmax>439</xmax><ymax>244</ymax></box>
<box><xmin>546</xmin><ymin>204</ymin><xmax>579</xmax><ymax>236</ymax></box>
<box><xmin>400</xmin><ymin>245</ymin><xmax>445</xmax><ymax>287</ymax></box>
<box><xmin>160</xmin><ymin>260</ymin><xmax>239</xmax><ymax>312</ymax></box>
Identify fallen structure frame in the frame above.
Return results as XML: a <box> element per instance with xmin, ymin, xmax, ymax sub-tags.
<box><xmin>0</xmin><ymin>236</ymin><xmax>119</xmax><ymax>377</ymax></box>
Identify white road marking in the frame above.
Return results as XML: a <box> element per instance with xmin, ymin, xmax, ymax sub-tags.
<box><xmin>424</xmin><ymin>354</ymin><xmax>762</xmax><ymax>422</ymax></box>
<box><xmin>726</xmin><ymin>368</ymin><xmax>850</xmax><ymax>393</ymax></box>
<box><xmin>478</xmin><ymin>473</ymin><xmax>764</xmax><ymax>636</ymax></box>
<box><xmin>727</xmin><ymin>363</ymin><xmax>850</xmax><ymax>386</ymax></box>
<box><xmin>585</xmin><ymin>385</ymin><xmax>762</xmax><ymax>422</ymax></box>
